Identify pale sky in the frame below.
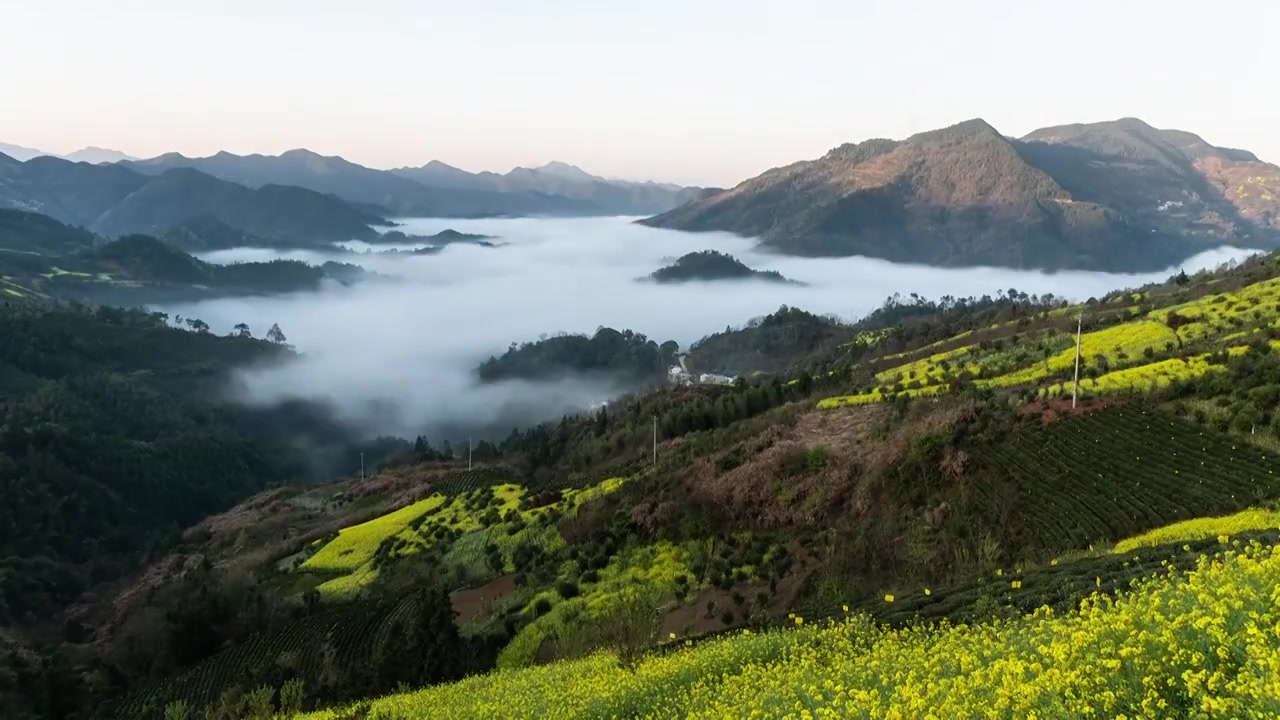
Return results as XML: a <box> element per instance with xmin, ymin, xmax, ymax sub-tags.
<box><xmin>1</xmin><ymin>0</ymin><xmax>1276</xmax><ymax>187</ymax></box>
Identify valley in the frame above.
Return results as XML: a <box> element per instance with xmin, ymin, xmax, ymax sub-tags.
<box><xmin>9</xmin><ymin>2</ymin><xmax>1280</xmax><ymax>716</ymax></box>
<box><xmin>5</xmin><ymin>201</ymin><xmax>1280</xmax><ymax>717</ymax></box>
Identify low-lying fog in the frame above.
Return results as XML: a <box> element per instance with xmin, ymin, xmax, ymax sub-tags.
<box><xmin>172</xmin><ymin>217</ymin><xmax>1257</xmax><ymax>440</ymax></box>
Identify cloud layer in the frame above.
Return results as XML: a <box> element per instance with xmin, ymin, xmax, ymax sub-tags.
<box><xmin>167</xmin><ymin>217</ymin><xmax>1256</xmax><ymax>440</ymax></box>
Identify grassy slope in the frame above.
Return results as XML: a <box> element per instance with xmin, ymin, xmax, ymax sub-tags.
<box><xmin>298</xmin><ymin>536</ymin><xmax>1280</xmax><ymax>719</ymax></box>
<box><xmin>129</xmin><ymin>252</ymin><xmax>1280</xmax><ymax>718</ymax></box>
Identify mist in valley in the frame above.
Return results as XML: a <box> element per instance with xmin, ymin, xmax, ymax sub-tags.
<box><xmin>165</xmin><ymin>217</ymin><xmax>1259</xmax><ymax>441</ymax></box>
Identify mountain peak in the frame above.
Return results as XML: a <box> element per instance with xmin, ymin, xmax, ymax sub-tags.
<box><xmin>280</xmin><ymin>148</ymin><xmax>327</xmax><ymax>160</ymax></box>
<box><xmin>423</xmin><ymin>159</ymin><xmax>463</xmax><ymax>171</ymax></box>
<box><xmin>910</xmin><ymin>118</ymin><xmax>1003</xmax><ymax>144</ymax></box>
<box><xmin>532</xmin><ymin>161</ymin><xmax>598</xmax><ymax>182</ymax></box>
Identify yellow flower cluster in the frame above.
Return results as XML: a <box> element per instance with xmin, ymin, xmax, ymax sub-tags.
<box><xmin>984</xmin><ymin>320</ymin><xmax>1177</xmax><ymax>388</ymax></box>
<box><xmin>1113</xmin><ymin>507</ymin><xmax>1280</xmax><ymax>555</ymax></box>
<box><xmin>292</xmin><ymin>542</ymin><xmax>1280</xmax><ymax>719</ymax></box>
<box><xmin>1035</xmin><ymin>344</ymin><xmax>1269</xmax><ymax>399</ymax></box>
<box><xmin>816</xmin><ymin>383</ymin><xmax>946</xmax><ymax>409</ymax></box>
<box><xmin>300</xmin><ymin>478</ymin><xmax>626</xmax><ymax>598</ymax></box>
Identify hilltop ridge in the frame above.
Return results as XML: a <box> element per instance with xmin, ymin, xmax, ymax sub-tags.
<box><xmin>642</xmin><ymin>117</ymin><xmax>1280</xmax><ymax>271</ymax></box>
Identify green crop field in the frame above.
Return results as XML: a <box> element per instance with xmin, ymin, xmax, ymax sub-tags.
<box><xmin>970</xmin><ymin>406</ymin><xmax>1280</xmax><ymax>555</ymax></box>
<box><xmin>111</xmin><ymin>593</ymin><xmax>427</xmax><ymax>719</ymax></box>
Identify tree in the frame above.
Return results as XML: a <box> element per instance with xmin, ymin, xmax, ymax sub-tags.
<box><xmin>185</xmin><ymin>318</ymin><xmax>210</xmax><ymax>334</ymax></box>
<box><xmin>233</xmin><ymin>323</ymin><xmax>252</xmax><ymax>339</ymax></box>
<box><xmin>266</xmin><ymin>323</ymin><xmax>287</xmax><ymax>345</ymax></box>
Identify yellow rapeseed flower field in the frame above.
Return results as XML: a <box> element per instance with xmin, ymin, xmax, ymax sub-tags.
<box><xmin>1113</xmin><ymin>507</ymin><xmax>1280</xmax><ymax>555</ymax></box>
<box><xmin>293</xmin><ymin>542</ymin><xmax>1280</xmax><ymax>719</ymax></box>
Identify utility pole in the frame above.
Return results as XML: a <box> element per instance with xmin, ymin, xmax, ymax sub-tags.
<box><xmin>360</xmin><ymin>452</ymin><xmax>365</xmax><ymax>481</ymax></box>
<box><xmin>1071</xmin><ymin>312</ymin><xmax>1083</xmax><ymax>409</ymax></box>
<box><xmin>468</xmin><ymin>436</ymin><xmax>472</xmax><ymax>470</ymax></box>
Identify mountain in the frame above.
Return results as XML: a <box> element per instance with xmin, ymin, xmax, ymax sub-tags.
<box><xmin>0</xmin><ymin>143</ymin><xmax>137</xmax><ymax>164</ymax></box>
<box><xmin>1019</xmin><ymin>117</ymin><xmax>1280</xmax><ymax>242</ymax></box>
<box><xmin>159</xmin><ymin>215</ymin><xmax>275</xmax><ymax>252</ymax></box>
<box><xmin>641</xmin><ymin>118</ymin><xmax>1280</xmax><ymax>271</ymax></box>
<box><xmin>0</xmin><ymin>210</ymin><xmax>377</xmax><ymax>305</ymax></box>
<box><xmin>0</xmin><ymin>142</ymin><xmax>50</xmax><ymax>162</ymax></box>
<box><xmin>123</xmin><ymin>150</ymin><xmax>599</xmax><ymax>217</ymax></box>
<box><xmin>62</xmin><ymin>146</ymin><xmax>137</xmax><ymax>164</ymax></box>
<box><xmin>0</xmin><ymin>208</ymin><xmax>98</xmax><ymax>255</ymax></box>
<box><xmin>393</xmin><ymin>160</ymin><xmax>701</xmax><ymax>215</ymax></box>
<box><xmin>0</xmin><ymin>155</ymin><xmax>386</xmax><ymax>246</ymax></box>
<box><xmin>646</xmin><ymin>250</ymin><xmax>799</xmax><ymax>285</ymax></box>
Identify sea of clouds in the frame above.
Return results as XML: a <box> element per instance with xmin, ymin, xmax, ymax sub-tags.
<box><xmin>165</xmin><ymin>216</ymin><xmax>1257</xmax><ymax>440</ymax></box>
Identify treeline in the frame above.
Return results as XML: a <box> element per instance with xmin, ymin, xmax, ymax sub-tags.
<box><xmin>0</xmin><ymin>303</ymin><xmax>394</xmax><ymax>624</ymax></box>
<box><xmin>477</xmin><ymin>327</ymin><xmax>678</xmax><ymax>383</ymax></box>
<box><xmin>687</xmin><ymin>305</ymin><xmax>847</xmax><ymax>375</ymax></box>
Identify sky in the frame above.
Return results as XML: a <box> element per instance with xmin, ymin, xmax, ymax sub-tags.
<box><xmin>1</xmin><ymin>0</ymin><xmax>1277</xmax><ymax>187</ymax></box>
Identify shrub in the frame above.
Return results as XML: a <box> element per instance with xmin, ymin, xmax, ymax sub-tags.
<box><xmin>805</xmin><ymin>445</ymin><xmax>829</xmax><ymax>472</ymax></box>
<box><xmin>532</xmin><ymin>598</ymin><xmax>553</xmax><ymax>617</ymax></box>
<box><xmin>557</xmin><ymin>581</ymin><xmax>580</xmax><ymax>600</ymax></box>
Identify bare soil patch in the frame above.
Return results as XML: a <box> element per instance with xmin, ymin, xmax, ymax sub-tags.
<box><xmin>451</xmin><ymin>574</ymin><xmax>517</xmax><ymax>626</ymax></box>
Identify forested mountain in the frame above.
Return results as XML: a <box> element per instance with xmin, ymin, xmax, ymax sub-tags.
<box><xmin>477</xmin><ymin>327</ymin><xmax>678</xmax><ymax>384</ymax></box>
<box><xmin>642</xmin><ymin>118</ymin><xmax>1280</xmax><ymax>271</ymax></box>
<box><xmin>11</xmin><ymin>253</ymin><xmax>1280</xmax><ymax>718</ymax></box>
<box><xmin>0</xmin><ymin>209</ymin><xmax>97</xmax><ymax>255</ymax></box>
<box><xmin>0</xmin><ymin>209</ymin><xmax>374</xmax><ymax>304</ymax></box>
<box><xmin>0</xmin><ymin>153</ymin><xmax>387</xmax><ymax>246</ymax></box>
<box><xmin>684</xmin><ymin>305</ymin><xmax>849</xmax><ymax>375</ymax></box>
<box><xmin>0</xmin><ymin>304</ymin><xmax>400</xmax><ymax>619</ymax></box>
<box><xmin>646</xmin><ymin>250</ymin><xmax>797</xmax><ymax>284</ymax></box>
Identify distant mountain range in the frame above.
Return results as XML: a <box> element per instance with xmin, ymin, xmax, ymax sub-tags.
<box><xmin>642</xmin><ymin>118</ymin><xmax>1280</xmax><ymax>272</ymax></box>
<box><xmin>2</xmin><ymin>138</ymin><xmax>699</xmax><ymax>221</ymax></box>
<box><xmin>392</xmin><ymin>159</ymin><xmax>700</xmax><ymax>215</ymax></box>
<box><xmin>119</xmin><ymin>151</ymin><xmax>697</xmax><ymax>217</ymax></box>
<box><xmin>0</xmin><ymin>152</ymin><xmax>385</xmax><ymax>246</ymax></box>
<box><xmin>0</xmin><ymin>141</ymin><xmax>136</xmax><ymax>164</ymax></box>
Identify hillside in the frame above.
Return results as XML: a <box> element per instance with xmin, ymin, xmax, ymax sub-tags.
<box><xmin>684</xmin><ymin>305</ymin><xmax>849</xmax><ymax>376</ymax></box>
<box><xmin>0</xmin><ymin>211</ymin><xmax>376</xmax><ymax>304</ymax></box>
<box><xmin>645</xmin><ymin>250</ymin><xmax>798</xmax><ymax>285</ymax></box>
<box><xmin>0</xmin><ymin>208</ymin><xmax>97</xmax><ymax>255</ymax></box>
<box><xmin>476</xmin><ymin>327</ymin><xmax>677</xmax><ymax>384</ymax></box>
<box><xmin>641</xmin><ymin>118</ymin><xmax>1280</xmax><ymax>271</ymax></box>
<box><xmin>0</xmin><ymin>153</ymin><xmax>388</xmax><ymax>246</ymax></box>
<box><xmin>16</xmin><ymin>250</ymin><xmax>1280</xmax><ymax>719</ymax></box>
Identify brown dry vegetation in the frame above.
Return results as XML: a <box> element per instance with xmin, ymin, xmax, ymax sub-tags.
<box><xmin>687</xmin><ymin>401</ymin><xmax>977</xmax><ymax>528</ymax></box>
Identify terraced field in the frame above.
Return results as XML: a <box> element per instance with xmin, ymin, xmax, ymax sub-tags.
<box><xmin>972</xmin><ymin>406</ymin><xmax>1280</xmax><ymax>554</ymax></box>
<box><xmin>815</xmin><ymin>270</ymin><xmax>1280</xmax><ymax>411</ymax></box>
<box><xmin>296</xmin><ymin>474</ymin><xmax>627</xmax><ymax>599</ymax></box>
<box><xmin>110</xmin><ymin>593</ymin><xmax>428</xmax><ymax>719</ymax></box>
<box><xmin>1034</xmin><ymin>344</ymin><xmax>1274</xmax><ymax>399</ymax></box>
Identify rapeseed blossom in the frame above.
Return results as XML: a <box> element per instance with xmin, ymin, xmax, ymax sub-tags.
<box><xmin>294</xmin><ymin>542</ymin><xmax>1280</xmax><ymax>720</ymax></box>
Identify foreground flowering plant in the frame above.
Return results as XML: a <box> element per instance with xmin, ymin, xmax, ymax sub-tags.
<box><xmin>298</xmin><ymin>541</ymin><xmax>1280</xmax><ymax>719</ymax></box>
